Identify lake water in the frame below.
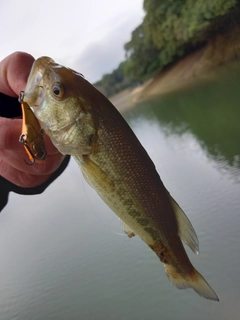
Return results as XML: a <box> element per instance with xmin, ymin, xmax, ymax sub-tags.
<box><xmin>1</xmin><ymin>67</ymin><xmax>240</xmax><ymax>319</ymax></box>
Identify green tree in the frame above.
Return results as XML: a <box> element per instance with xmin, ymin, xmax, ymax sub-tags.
<box><xmin>124</xmin><ymin>0</ymin><xmax>238</xmax><ymax>80</ymax></box>
<box><xmin>124</xmin><ymin>24</ymin><xmax>161</xmax><ymax>81</ymax></box>
<box><xmin>94</xmin><ymin>61</ymin><xmax>138</xmax><ymax>97</ymax></box>
<box><xmin>96</xmin><ymin>0</ymin><xmax>239</xmax><ymax>92</ymax></box>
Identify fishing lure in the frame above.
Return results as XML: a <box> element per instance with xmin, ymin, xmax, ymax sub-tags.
<box><xmin>19</xmin><ymin>91</ymin><xmax>47</xmax><ymax>164</ymax></box>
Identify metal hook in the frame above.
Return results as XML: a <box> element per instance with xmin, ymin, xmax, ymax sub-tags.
<box><xmin>24</xmin><ymin>158</ymin><xmax>35</xmax><ymax>165</ymax></box>
<box><xmin>19</xmin><ymin>133</ymin><xmax>28</xmax><ymax>144</ymax></box>
<box><xmin>18</xmin><ymin>91</ymin><xmax>25</xmax><ymax>103</ymax></box>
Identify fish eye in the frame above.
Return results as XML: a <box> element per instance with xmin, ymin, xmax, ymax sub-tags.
<box><xmin>52</xmin><ymin>82</ymin><xmax>64</xmax><ymax>99</ymax></box>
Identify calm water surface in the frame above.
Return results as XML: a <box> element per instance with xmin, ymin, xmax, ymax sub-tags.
<box><xmin>1</xmin><ymin>69</ymin><xmax>240</xmax><ymax>319</ymax></box>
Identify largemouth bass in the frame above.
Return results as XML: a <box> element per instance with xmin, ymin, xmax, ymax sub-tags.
<box><xmin>23</xmin><ymin>57</ymin><xmax>219</xmax><ymax>301</ymax></box>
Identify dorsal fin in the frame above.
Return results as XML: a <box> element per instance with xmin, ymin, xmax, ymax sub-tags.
<box><xmin>169</xmin><ymin>194</ymin><xmax>199</xmax><ymax>254</ymax></box>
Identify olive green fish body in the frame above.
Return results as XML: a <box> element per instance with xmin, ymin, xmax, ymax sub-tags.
<box><xmin>23</xmin><ymin>57</ymin><xmax>218</xmax><ymax>301</ymax></box>
<box><xmin>80</xmin><ymin>106</ymin><xmax>176</xmax><ymax>240</ymax></box>
<box><xmin>77</xmin><ymin>104</ymin><xmax>196</xmax><ymax>276</ymax></box>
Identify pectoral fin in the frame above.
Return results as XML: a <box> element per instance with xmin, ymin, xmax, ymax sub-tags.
<box><xmin>74</xmin><ymin>155</ymin><xmax>115</xmax><ymax>194</ymax></box>
<box><xmin>169</xmin><ymin>194</ymin><xmax>199</xmax><ymax>254</ymax></box>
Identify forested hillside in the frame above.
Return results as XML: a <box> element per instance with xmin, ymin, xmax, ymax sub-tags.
<box><xmin>94</xmin><ymin>0</ymin><xmax>240</xmax><ymax>97</ymax></box>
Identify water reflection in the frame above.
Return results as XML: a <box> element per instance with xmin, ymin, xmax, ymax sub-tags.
<box><xmin>125</xmin><ymin>68</ymin><xmax>240</xmax><ymax>182</ymax></box>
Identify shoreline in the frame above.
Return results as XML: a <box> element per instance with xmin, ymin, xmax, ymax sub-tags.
<box><xmin>110</xmin><ymin>24</ymin><xmax>240</xmax><ymax>112</ymax></box>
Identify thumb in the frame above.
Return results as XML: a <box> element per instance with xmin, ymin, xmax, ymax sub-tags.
<box><xmin>0</xmin><ymin>52</ymin><xmax>35</xmax><ymax>97</ymax></box>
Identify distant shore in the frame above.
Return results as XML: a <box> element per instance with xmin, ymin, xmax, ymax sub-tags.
<box><xmin>110</xmin><ymin>23</ymin><xmax>240</xmax><ymax>112</ymax></box>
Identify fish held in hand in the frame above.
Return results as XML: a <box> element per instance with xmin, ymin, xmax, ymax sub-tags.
<box><xmin>23</xmin><ymin>56</ymin><xmax>219</xmax><ymax>301</ymax></box>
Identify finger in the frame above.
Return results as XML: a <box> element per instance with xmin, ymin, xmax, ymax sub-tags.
<box><xmin>0</xmin><ymin>117</ymin><xmax>61</xmax><ymax>155</ymax></box>
<box><xmin>0</xmin><ymin>118</ymin><xmax>23</xmax><ymax>152</ymax></box>
<box><xmin>0</xmin><ymin>158</ymin><xmax>52</xmax><ymax>188</ymax></box>
<box><xmin>0</xmin><ymin>148</ymin><xmax>66</xmax><ymax>176</ymax></box>
<box><xmin>0</xmin><ymin>52</ymin><xmax>34</xmax><ymax>96</ymax></box>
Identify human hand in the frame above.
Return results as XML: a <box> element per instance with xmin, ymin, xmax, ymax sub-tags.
<box><xmin>0</xmin><ymin>52</ymin><xmax>66</xmax><ymax>188</ymax></box>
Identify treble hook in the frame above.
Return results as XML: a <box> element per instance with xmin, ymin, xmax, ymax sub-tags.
<box><xmin>19</xmin><ymin>133</ymin><xmax>35</xmax><ymax>165</ymax></box>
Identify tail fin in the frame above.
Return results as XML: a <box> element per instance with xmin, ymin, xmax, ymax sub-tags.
<box><xmin>164</xmin><ymin>264</ymin><xmax>219</xmax><ymax>301</ymax></box>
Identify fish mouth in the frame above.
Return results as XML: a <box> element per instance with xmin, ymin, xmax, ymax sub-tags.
<box><xmin>24</xmin><ymin>56</ymin><xmax>55</xmax><ymax>107</ymax></box>
<box><xmin>24</xmin><ymin>70</ymin><xmax>44</xmax><ymax>108</ymax></box>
